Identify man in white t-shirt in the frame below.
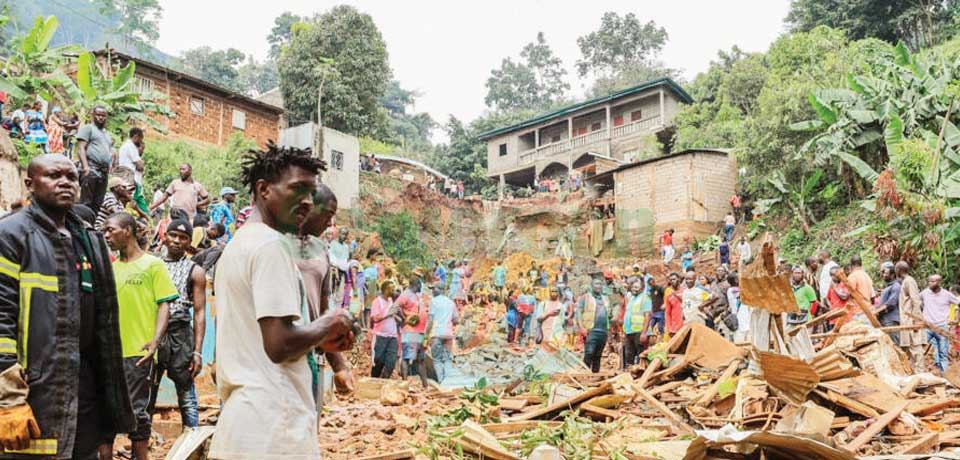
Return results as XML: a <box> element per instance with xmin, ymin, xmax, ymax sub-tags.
<box><xmin>118</xmin><ymin>127</ymin><xmax>145</xmax><ymax>184</ymax></box>
<box><xmin>210</xmin><ymin>146</ymin><xmax>355</xmax><ymax>460</ymax></box>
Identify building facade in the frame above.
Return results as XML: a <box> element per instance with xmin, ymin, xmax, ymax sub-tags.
<box><xmin>97</xmin><ymin>51</ymin><xmax>284</xmax><ymax>147</ymax></box>
<box><xmin>278</xmin><ymin>123</ymin><xmax>360</xmax><ymax>209</ymax></box>
<box><xmin>588</xmin><ymin>149</ymin><xmax>737</xmax><ymax>256</ymax></box>
<box><xmin>479</xmin><ymin>78</ymin><xmax>692</xmax><ymax>193</ymax></box>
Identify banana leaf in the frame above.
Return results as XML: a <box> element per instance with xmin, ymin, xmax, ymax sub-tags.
<box><xmin>838</xmin><ymin>152</ymin><xmax>879</xmax><ymax>182</ymax></box>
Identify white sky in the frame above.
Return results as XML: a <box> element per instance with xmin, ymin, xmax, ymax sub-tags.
<box><xmin>156</xmin><ymin>0</ymin><xmax>791</xmax><ymax>127</ymax></box>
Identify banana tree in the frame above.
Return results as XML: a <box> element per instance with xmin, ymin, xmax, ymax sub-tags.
<box><xmin>766</xmin><ymin>169</ymin><xmax>838</xmax><ymax>234</ymax></box>
<box><xmin>0</xmin><ymin>15</ymin><xmax>79</xmax><ymax>102</ymax></box>
<box><xmin>56</xmin><ymin>51</ymin><xmax>174</xmax><ymax>136</ymax></box>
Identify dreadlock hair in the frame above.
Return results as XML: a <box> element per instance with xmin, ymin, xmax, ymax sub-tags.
<box><xmin>240</xmin><ymin>141</ymin><xmax>327</xmax><ymax>197</ymax></box>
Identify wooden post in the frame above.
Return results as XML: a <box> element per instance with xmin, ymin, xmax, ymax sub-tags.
<box><xmin>636</xmin><ymin>388</ymin><xmax>695</xmax><ymax>435</ymax></box>
<box><xmin>694</xmin><ymin>359</ymin><xmax>741</xmax><ymax>407</ymax></box>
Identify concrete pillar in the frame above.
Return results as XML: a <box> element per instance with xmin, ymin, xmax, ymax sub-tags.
<box><xmin>567</xmin><ymin>117</ymin><xmax>573</xmax><ymax>139</ymax></box>
<box><xmin>605</xmin><ymin>104</ymin><xmax>612</xmax><ymax>156</ymax></box>
<box><xmin>534</xmin><ymin>129</ymin><xmax>540</xmax><ymax>147</ymax></box>
<box><xmin>499</xmin><ymin>174</ymin><xmax>505</xmax><ymax>200</ymax></box>
<box><xmin>659</xmin><ymin>88</ymin><xmax>665</xmax><ymax>125</ymax></box>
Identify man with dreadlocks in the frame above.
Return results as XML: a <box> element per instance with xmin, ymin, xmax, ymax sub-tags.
<box><xmin>209</xmin><ymin>143</ymin><xmax>356</xmax><ymax>460</ymax></box>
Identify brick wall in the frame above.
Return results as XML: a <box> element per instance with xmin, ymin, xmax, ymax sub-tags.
<box><xmin>613</xmin><ymin>151</ymin><xmax>736</xmax><ymax>253</ymax></box>
<box><xmin>137</xmin><ymin>67</ymin><xmax>280</xmax><ymax>148</ymax></box>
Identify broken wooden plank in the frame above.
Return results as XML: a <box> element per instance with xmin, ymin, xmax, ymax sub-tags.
<box><xmin>842</xmin><ymin>401</ymin><xmax>909</xmax><ymax>452</ymax></box>
<box><xmin>635</xmin><ymin>357</ymin><xmax>662</xmax><ymax>389</ymax></box>
<box><xmin>903</xmin><ymin>311</ymin><xmax>954</xmax><ymax>338</ymax></box>
<box><xmin>635</xmin><ymin>387</ymin><xmax>695</xmax><ymax>435</ymax></box>
<box><xmin>508</xmin><ymin>383</ymin><xmax>613</xmax><ymax>422</ymax></box>
<box><xmin>650</xmin><ymin>353</ymin><xmax>704</xmax><ymax>382</ymax></box>
<box><xmin>808</xmin><ymin>324</ymin><xmax>924</xmax><ymax>339</ymax></box>
<box><xmin>895</xmin><ymin>432</ymin><xmax>939</xmax><ymax>455</ymax></box>
<box><xmin>812</xmin><ymin>389</ymin><xmax>880</xmax><ymax>418</ymax></box>
<box><xmin>498</xmin><ymin>398</ymin><xmax>528</xmax><ymax>411</ymax></box>
<box><xmin>694</xmin><ymin>359</ymin><xmax>741</xmax><ymax>407</ymax></box>
<box><xmin>910</xmin><ymin>398</ymin><xmax>960</xmax><ymax>416</ymax></box>
<box><xmin>355</xmin><ymin>450</ymin><xmax>416</xmax><ymax>460</ymax></box>
<box><xmin>787</xmin><ymin>308</ymin><xmax>846</xmax><ymax>336</ymax></box>
<box><xmin>580</xmin><ymin>403</ymin><xmax>621</xmax><ymax>420</ymax></box>
<box><xmin>647</xmin><ymin>381</ymin><xmax>684</xmax><ymax>397</ymax></box>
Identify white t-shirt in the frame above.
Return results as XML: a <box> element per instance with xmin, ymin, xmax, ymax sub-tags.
<box><xmin>118</xmin><ymin>139</ymin><xmax>142</xmax><ymax>184</ymax></box>
<box><xmin>819</xmin><ymin>261</ymin><xmax>838</xmax><ymax>301</ymax></box>
<box><xmin>210</xmin><ymin>222</ymin><xmax>319</xmax><ymax>460</ymax></box>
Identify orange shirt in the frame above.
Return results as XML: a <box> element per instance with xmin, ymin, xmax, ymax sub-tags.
<box><xmin>847</xmin><ymin>268</ymin><xmax>874</xmax><ymax>302</ymax></box>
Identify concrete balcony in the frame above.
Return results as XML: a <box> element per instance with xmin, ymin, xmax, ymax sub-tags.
<box><xmin>515</xmin><ymin>115</ymin><xmax>663</xmax><ymax>168</ymax></box>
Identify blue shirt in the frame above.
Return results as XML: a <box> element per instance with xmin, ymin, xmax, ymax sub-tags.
<box><xmin>434</xmin><ymin>265</ymin><xmax>447</xmax><ymax>286</ymax></box>
<box><xmin>209</xmin><ymin>201</ymin><xmax>235</xmax><ymax>242</ymax></box>
<box><xmin>681</xmin><ymin>252</ymin><xmax>694</xmax><ymax>272</ymax></box>
<box><xmin>493</xmin><ymin>266</ymin><xmax>507</xmax><ymax>287</ymax></box>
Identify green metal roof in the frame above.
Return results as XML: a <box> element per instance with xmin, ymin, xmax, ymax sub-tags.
<box><xmin>477</xmin><ymin>77</ymin><xmax>693</xmax><ymax>140</ymax></box>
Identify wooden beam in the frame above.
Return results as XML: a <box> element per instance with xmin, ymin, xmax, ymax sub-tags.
<box><xmin>647</xmin><ymin>381</ymin><xmax>684</xmax><ymax>397</ymax></box>
<box><xmin>635</xmin><ymin>387</ymin><xmax>695</xmax><ymax>435</ymax></box>
<box><xmin>355</xmin><ymin>449</ymin><xmax>416</xmax><ymax>460</ymax></box>
<box><xmin>909</xmin><ymin>398</ymin><xmax>960</xmax><ymax>416</ymax></box>
<box><xmin>635</xmin><ymin>357</ymin><xmax>662</xmax><ymax>389</ymax></box>
<box><xmin>787</xmin><ymin>309</ymin><xmax>846</xmax><ymax>336</ymax></box>
<box><xmin>896</xmin><ymin>432</ymin><xmax>939</xmax><ymax>455</ymax></box>
<box><xmin>904</xmin><ymin>311</ymin><xmax>954</xmax><ymax>337</ymax></box>
<box><xmin>813</xmin><ymin>389</ymin><xmax>880</xmax><ymax>418</ymax></box>
<box><xmin>650</xmin><ymin>353</ymin><xmax>703</xmax><ymax>383</ymax></box>
<box><xmin>508</xmin><ymin>383</ymin><xmax>612</xmax><ymax>422</ymax></box>
<box><xmin>809</xmin><ymin>324</ymin><xmax>925</xmax><ymax>339</ymax></box>
<box><xmin>694</xmin><ymin>359</ymin><xmax>741</xmax><ymax>407</ymax></box>
<box><xmin>580</xmin><ymin>403</ymin><xmax>620</xmax><ymax>421</ymax></box>
<box><xmin>821</xmin><ymin>315</ymin><xmax>849</xmax><ymax>348</ymax></box>
<box><xmin>842</xmin><ymin>401</ymin><xmax>909</xmax><ymax>452</ymax></box>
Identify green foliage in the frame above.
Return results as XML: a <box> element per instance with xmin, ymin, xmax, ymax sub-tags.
<box><xmin>576</xmin><ymin>12</ymin><xmax>675</xmax><ymax>97</ymax></box>
<box><xmin>12</xmin><ymin>137</ymin><xmax>43</xmax><ymax>170</ymax></box>
<box><xmin>379</xmin><ymin>80</ymin><xmax>437</xmax><ymax>155</ymax></box>
<box><xmin>179</xmin><ymin>47</ymin><xmax>245</xmax><ymax>91</ymax></box>
<box><xmin>575</xmin><ymin>12</ymin><xmax>668</xmax><ymax>79</ymax></box>
<box><xmin>0</xmin><ymin>14</ymin><xmax>78</xmax><ymax>101</ymax></box>
<box><xmin>95</xmin><ymin>0</ymin><xmax>162</xmax><ymax>51</ymax></box>
<box><xmin>374</xmin><ymin>211</ymin><xmax>431</xmax><ymax>270</ymax></box>
<box><xmin>267</xmin><ymin>11</ymin><xmax>303</xmax><ymax>61</ymax></box>
<box><xmin>141</xmin><ymin>133</ymin><xmax>256</xmax><ymax>204</ymax></box>
<box><xmin>485</xmin><ymin>32</ymin><xmax>570</xmax><ymax>112</ymax></box>
<box><xmin>784</xmin><ymin>0</ymin><xmax>960</xmax><ymax>50</ymax></box>
<box><xmin>429</xmin><ymin>377</ymin><xmax>500</xmax><ymax>428</ymax></box>
<box><xmin>278</xmin><ymin>5</ymin><xmax>391</xmax><ymax>136</ymax></box>
<box><xmin>58</xmin><ymin>50</ymin><xmax>174</xmax><ymax>138</ymax></box>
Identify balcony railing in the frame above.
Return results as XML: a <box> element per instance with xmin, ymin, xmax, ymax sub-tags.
<box><xmin>514</xmin><ymin>115</ymin><xmax>663</xmax><ymax>167</ymax></box>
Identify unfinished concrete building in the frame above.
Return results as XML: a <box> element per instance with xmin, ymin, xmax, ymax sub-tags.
<box><xmin>588</xmin><ymin>148</ymin><xmax>738</xmax><ymax>255</ymax></box>
<box><xmin>479</xmin><ymin>77</ymin><xmax>693</xmax><ymax>194</ymax></box>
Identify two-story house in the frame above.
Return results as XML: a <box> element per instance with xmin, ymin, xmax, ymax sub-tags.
<box><xmin>479</xmin><ymin>77</ymin><xmax>692</xmax><ymax>194</ymax></box>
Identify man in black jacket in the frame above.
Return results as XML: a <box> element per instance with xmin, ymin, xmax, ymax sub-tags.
<box><xmin>0</xmin><ymin>154</ymin><xmax>134</xmax><ymax>460</ymax></box>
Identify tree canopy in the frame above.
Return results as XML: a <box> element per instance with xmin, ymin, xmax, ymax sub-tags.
<box><xmin>484</xmin><ymin>32</ymin><xmax>570</xmax><ymax>112</ymax></box>
<box><xmin>785</xmin><ymin>0</ymin><xmax>960</xmax><ymax>49</ymax></box>
<box><xmin>277</xmin><ymin>5</ymin><xmax>391</xmax><ymax>136</ymax></box>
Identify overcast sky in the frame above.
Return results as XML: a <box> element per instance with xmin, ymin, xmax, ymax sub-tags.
<box><xmin>156</xmin><ymin>0</ymin><xmax>791</xmax><ymax>128</ymax></box>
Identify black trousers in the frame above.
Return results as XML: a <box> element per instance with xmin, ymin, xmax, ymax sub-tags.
<box><xmin>622</xmin><ymin>333</ymin><xmax>646</xmax><ymax>370</ymax></box>
<box><xmin>80</xmin><ymin>170</ymin><xmax>107</xmax><ymax>215</ymax></box>
<box><xmin>372</xmin><ymin>336</ymin><xmax>398</xmax><ymax>378</ymax></box>
<box><xmin>583</xmin><ymin>330</ymin><xmax>608</xmax><ymax>373</ymax></box>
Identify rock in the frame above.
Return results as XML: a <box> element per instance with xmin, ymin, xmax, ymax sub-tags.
<box><xmin>380</xmin><ymin>381</ymin><xmax>408</xmax><ymax>406</ymax></box>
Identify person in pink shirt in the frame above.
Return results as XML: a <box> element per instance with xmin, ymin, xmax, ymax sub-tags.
<box><xmin>370</xmin><ymin>281</ymin><xmax>400</xmax><ymax>378</ymax></box>
<box><xmin>397</xmin><ymin>280</ymin><xmax>429</xmax><ymax>387</ymax></box>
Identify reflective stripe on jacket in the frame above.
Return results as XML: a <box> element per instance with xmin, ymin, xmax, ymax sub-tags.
<box><xmin>0</xmin><ymin>204</ymin><xmax>135</xmax><ymax>459</ymax></box>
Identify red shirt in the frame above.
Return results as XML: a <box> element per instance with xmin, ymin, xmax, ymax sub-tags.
<box><xmin>664</xmin><ymin>291</ymin><xmax>684</xmax><ymax>333</ymax></box>
<box><xmin>730</xmin><ymin>194</ymin><xmax>742</xmax><ymax>208</ymax></box>
<box><xmin>827</xmin><ymin>283</ymin><xmax>852</xmax><ymax>325</ymax></box>
<box><xmin>662</xmin><ymin>232</ymin><xmax>673</xmax><ymax>247</ymax></box>
<box><xmin>396</xmin><ymin>290</ymin><xmax>427</xmax><ymax>334</ymax></box>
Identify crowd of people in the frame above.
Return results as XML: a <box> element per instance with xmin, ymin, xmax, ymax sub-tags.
<box><xmin>0</xmin><ymin>106</ymin><xmax>958</xmax><ymax>460</ymax></box>
<box><xmin>0</xmin><ymin>107</ymin><xmax>321</xmax><ymax>460</ymax></box>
